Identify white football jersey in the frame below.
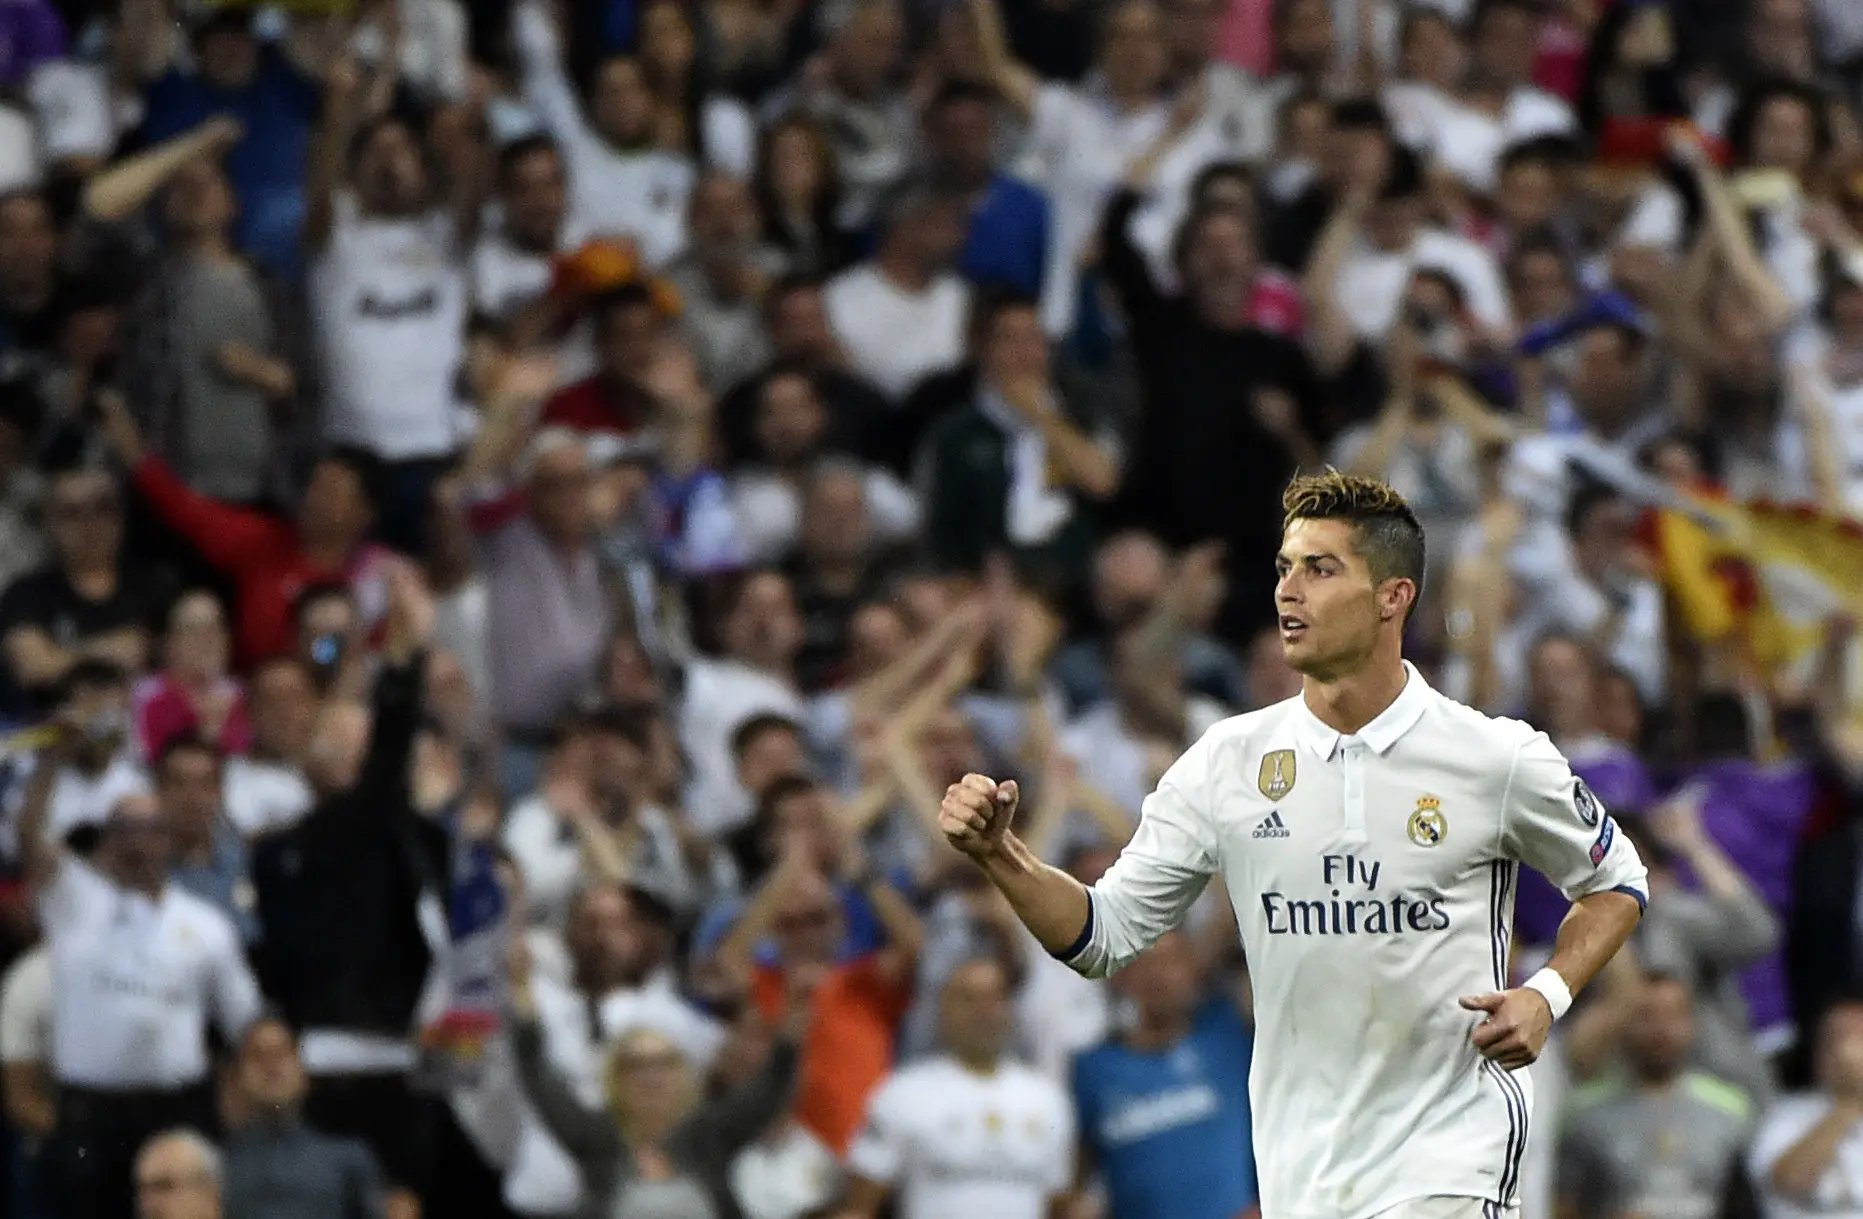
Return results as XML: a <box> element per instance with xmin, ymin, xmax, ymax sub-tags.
<box><xmin>1059</xmin><ymin>663</ymin><xmax>1648</xmax><ymax>1219</ymax></box>
<box><xmin>846</xmin><ymin>1056</ymin><xmax>1076</xmax><ymax>1219</ymax></box>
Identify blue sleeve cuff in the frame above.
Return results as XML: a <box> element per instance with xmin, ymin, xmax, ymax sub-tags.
<box><xmin>1610</xmin><ymin>884</ymin><xmax>1649</xmax><ymax>913</ymax></box>
<box><xmin>1053</xmin><ymin>890</ymin><xmax>1096</xmax><ymax>963</ymax></box>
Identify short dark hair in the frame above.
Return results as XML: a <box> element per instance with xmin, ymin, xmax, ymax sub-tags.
<box><xmin>1190</xmin><ymin>160</ymin><xmax>1253</xmax><ymax>206</ymax></box>
<box><xmin>316</xmin><ymin>447</ymin><xmax>383</xmax><ymax>514</ymax></box>
<box><xmin>1329</xmin><ymin>96</ymin><xmax>1389</xmax><ymax>133</ymax></box>
<box><xmin>346</xmin><ymin>113</ymin><xmax>421</xmax><ymax>172</ymax></box>
<box><xmin>1281</xmin><ymin>470</ymin><xmax>1427</xmax><ymax>601</ymax></box>
<box><xmin>926</xmin><ymin>78</ymin><xmax>998</xmax><ymax>116</ymax></box>
<box><xmin>545</xmin><ymin>710</ymin><xmax>591</xmax><ymax>755</ymax></box>
<box><xmin>1411</xmin><ymin>266</ymin><xmax>1469</xmax><ymax>312</ymax></box>
<box><xmin>497</xmin><ymin>134</ymin><xmax>560</xmax><ymax>182</ymax></box>
<box><xmin>969</xmin><ymin>289</ymin><xmax>1042</xmax><ymax>349</ymax></box>
<box><xmin>1471</xmin><ymin>0</ymin><xmax>1534</xmax><ymax>35</ymax></box>
<box><xmin>1726</xmin><ymin>77</ymin><xmax>1831</xmax><ymax>167</ymax></box>
<box><xmin>61</xmin><ymin>658</ymin><xmax>128</xmax><ymax>702</ymax></box>
<box><xmin>291</xmin><ymin>579</ymin><xmax>355</xmax><ymax>630</ymax></box>
<box><xmin>1171</xmin><ymin>200</ymin><xmax>1254</xmax><ymax>281</ymax></box>
<box><xmin>1562</xmin><ymin>474</ymin><xmax>1624</xmax><ymax>538</ymax></box>
<box><xmin>1380</xmin><ymin>144</ymin><xmax>1425</xmax><ymax>201</ymax></box>
<box><xmin>1692</xmin><ymin>691</ymin><xmax>1753</xmax><ymax>761</ymax></box>
<box><xmin>1499</xmin><ymin>134</ymin><xmax>1583</xmax><ymax>177</ymax></box>
<box><xmin>767</xmin><ymin>271</ymin><xmax>824</xmax><ymax>308</ymax></box>
<box><xmin>157</xmin><ymin>731</ymin><xmax>221</xmax><ymax>776</ymax></box>
<box><xmin>730</xmin><ymin>712</ymin><xmax>802</xmax><ymax>762</ymax></box>
<box><xmin>590</xmin><ymin>282</ymin><xmax>660</xmax><ymax>326</ymax></box>
<box><xmin>754</xmin><ymin>772</ymin><xmax>821</xmax><ymax>832</ymax></box>
<box><xmin>584</xmin><ymin>703</ymin><xmax>653</xmax><ymax>753</ymax></box>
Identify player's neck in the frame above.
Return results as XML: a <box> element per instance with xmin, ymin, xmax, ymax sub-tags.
<box><xmin>1300</xmin><ymin>655</ymin><xmax>1410</xmax><ymax>737</ymax></box>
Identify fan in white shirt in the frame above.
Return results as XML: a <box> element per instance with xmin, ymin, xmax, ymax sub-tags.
<box><xmin>1749</xmin><ymin>1002</ymin><xmax>1863</xmax><ymax>1219</ymax></box>
<box><xmin>1466</xmin><ymin>0</ymin><xmax>1576</xmax><ymax>135</ymax></box>
<box><xmin>939</xmin><ymin>471</ymin><xmax>1647</xmax><ymax>1219</ymax></box>
<box><xmin>22</xmin><ymin>788</ymin><xmax>261</xmax><ymax>1093</ymax></box>
<box><xmin>221</xmin><ymin>657</ymin><xmax>317</xmax><ymax>840</ymax></box>
<box><xmin>470</xmin><ymin>135</ymin><xmax>593</xmax><ymax>386</ymax></box>
<box><xmin>967</xmin><ymin>0</ymin><xmax>1172</xmax><ymax>336</ymax></box>
<box><xmin>822</xmin><ymin>184</ymin><xmax>972</xmax><ymax>402</ymax></box>
<box><xmin>501</xmin><ymin>882</ymin><xmax>726</xmax><ymax>1215</ymax></box>
<box><xmin>679</xmin><ymin>572</ymin><xmax>808</xmax><ymax>837</ymax></box>
<box><xmin>1328</xmin><ymin>149</ymin><xmax>1512</xmax><ymax>342</ymax></box>
<box><xmin>351</xmin><ymin>0</ymin><xmax>471</xmax><ymax>103</ymax></box>
<box><xmin>305</xmin><ymin>58</ymin><xmax>476</xmax><ymax>463</ymax></box>
<box><xmin>729</xmin><ymin>371</ymin><xmax>919</xmax><ymax>564</ymax></box>
<box><xmin>22</xmin><ymin>782</ymin><xmax>258</xmax><ymax>1219</ymax></box>
<box><xmin>0</xmin><ymin>945</ymin><xmax>52</xmax><ymax>1144</ymax></box>
<box><xmin>1</xmin><ymin>665</ymin><xmax>150</xmax><ymax>856</ymax></box>
<box><xmin>844</xmin><ymin>957</ymin><xmax>1076</xmax><ymax>1219</ymax></box>
<box><xmin>512</xmin><ymin>0</ymin><xmax>693</xmax><ymax>268</ymax></box>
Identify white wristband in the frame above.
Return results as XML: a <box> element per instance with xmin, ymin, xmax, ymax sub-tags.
<box><xmin>1523</xmin><ymin>967</ymin><xmax>1573</xmax><ymax>1021</ymax></box>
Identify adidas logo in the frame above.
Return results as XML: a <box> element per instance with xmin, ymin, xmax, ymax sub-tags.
<box><xmin>1253</xmin><ymin>811</ymin><xmax>1290</xmax><ymax>839</ymax></box>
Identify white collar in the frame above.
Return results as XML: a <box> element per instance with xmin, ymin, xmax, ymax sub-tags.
<box><xmin>1290</xmin><ymin>661</ymin><xmax>1434</xmax><ymax>760</ymax></box>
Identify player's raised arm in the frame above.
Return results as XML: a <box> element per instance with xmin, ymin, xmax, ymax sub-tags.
<box><xmin>1462</xmin><ymin>730</ymin><xmax>1649</xmax><ymax>1069</ymax></box>
<box><xmin>940</xmin><ymin>734</ymin><xmax>1222</xmax><ymax>978</ymax></box>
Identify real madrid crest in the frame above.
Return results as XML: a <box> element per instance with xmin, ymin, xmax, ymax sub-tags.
<box><xmin>1258</xmin><ymin>750</ymin><xmax>1296</xmax><ymax>801</ymax></box>
<box><xmin>1407</xmin><ymin>794</ymin><xmax>1447</xmax><ymax>847</ymax></box>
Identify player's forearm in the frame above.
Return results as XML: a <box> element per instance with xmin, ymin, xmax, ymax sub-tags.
<box><xmin>1545</xmin><ymin>890</ymin><xmax>1644</xmax><ymax>997</ymax></box>
<box><xmin>978</xmin><ymin>833</ymin><xmax>1093</xmax><ymax>958</ymax></box>
<box><xmin>1770</xmin><ymin>1101</ymin><xmax>1863</xmax><ymax>1199</ymax></box>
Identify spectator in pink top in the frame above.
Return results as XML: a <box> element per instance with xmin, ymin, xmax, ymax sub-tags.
<box><xmin>132</xmin><ymin>588</ymin><xmax>251</xmax><ymax>761</ymax></box>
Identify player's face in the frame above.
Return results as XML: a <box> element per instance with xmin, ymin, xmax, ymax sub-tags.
<box><xmin>1274</xmin><ymin>518</ymin><xmax>1385</xmax><ymax>681</ymax></box>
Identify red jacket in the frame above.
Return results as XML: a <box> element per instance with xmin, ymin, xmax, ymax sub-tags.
<box><xmin>132</xmin><ymin>457</ymin><xmax>388</xmax><ymax>668</ymax></box>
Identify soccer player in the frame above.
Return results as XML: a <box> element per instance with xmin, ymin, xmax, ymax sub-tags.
<box><xmin>939</xmin><ymin>471</ymin><xmax>1649</xmax><ymax>1219</ymax></box>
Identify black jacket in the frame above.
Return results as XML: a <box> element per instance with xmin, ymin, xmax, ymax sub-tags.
<box><xmin>1100</xmin><ymin>189</ymin><xmax>1324</xmax><ymax>643</ymax></box>
<box><xmin>252</xmin><ymin>655</ymin><xmax>448</xmax><ymax>1039</ymax></box>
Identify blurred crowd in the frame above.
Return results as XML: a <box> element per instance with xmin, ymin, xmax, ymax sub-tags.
<box><xmin>0</xmin><ymin>0</ymin><xmax>1859</xmax><ymax>1216</ymax></box>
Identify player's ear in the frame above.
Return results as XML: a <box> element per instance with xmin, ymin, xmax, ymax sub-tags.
<box><xmin>1377</xmin><ymin>577</ymin><xmax>1416</xmax><ymax>622</ymax></box>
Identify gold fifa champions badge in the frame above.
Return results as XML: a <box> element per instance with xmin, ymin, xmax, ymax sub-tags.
<box><xmin>1258</xmin><ymin>750</ymin><xmax>1296</xmax><ymax>801</ymax></box>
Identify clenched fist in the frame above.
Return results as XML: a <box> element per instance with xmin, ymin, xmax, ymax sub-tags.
<box><xmin>940</xmin><ymin>773</ymin><xmax>1020</xmax><ymax>860</ymax></box>
<box><xmin>1460</xmin><ymin>989</ymin><xmax>1553</xmax><ymax>1070</ymax></box>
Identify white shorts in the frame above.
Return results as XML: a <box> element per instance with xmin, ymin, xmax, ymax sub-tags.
<box><xmin>1365</xmin><ymin>1198</ymin><xmax>1522</xmax><ymax>1219</ymax></box>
